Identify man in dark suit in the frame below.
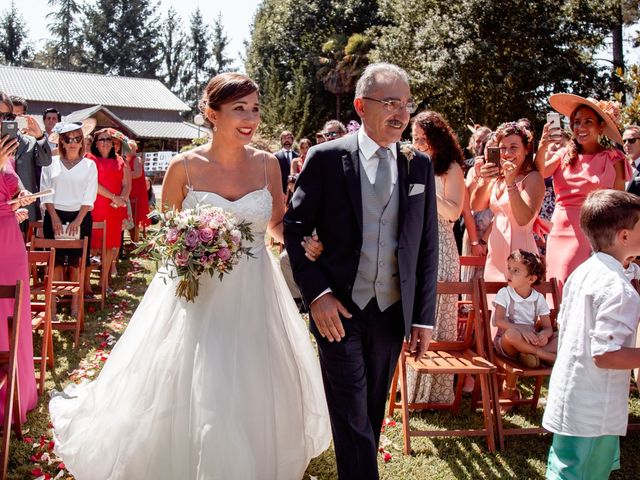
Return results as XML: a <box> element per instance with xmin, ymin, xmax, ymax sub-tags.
<box><xmin>284</xmin><ymin>63</ymin><xmax>438</xmax><ymax>480</ymax></box>
<box><xmin>274</xmin><ymin>130</ymin><xmax>299</xmax><ymax>193</ymax></box>
<box><xmin>624</xmin><ymin>126</ymin><xmax>640</xmax><ymax>196</ymax></box>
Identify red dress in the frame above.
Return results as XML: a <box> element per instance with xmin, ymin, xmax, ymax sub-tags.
<box><xmin>87</xmin><ymin>153</ymin><xmax>127</xmax><ymax>249</ymax></box>
<box><xmin>128</xmin><ymin>155</ymin><xmax>150</xmax><ymax>228</ymax></box>
<box><xmin>0</xmin><ymin>166</ymin><xmax>37</xmax><ymax>424</ymax></box>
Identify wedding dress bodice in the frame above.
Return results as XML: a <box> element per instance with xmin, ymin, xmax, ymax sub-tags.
<box><xmin>183</xmin><ymin>187</ymin><xmax>272</xmax><ymax>252</ymax></box>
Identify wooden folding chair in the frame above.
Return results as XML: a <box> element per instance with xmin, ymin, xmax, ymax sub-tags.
<box><xmin>87</xmin><ymin>220</ymin><xmax>108</xmax><ymax>309</ymax></box>
<box><xmin>387</xmin><ymin>281</ymin><xmax>498</xmax><ymax>454</ymax></box>
<box><xmin>30</xmin><ymin>237</ymin><xmax>89</xmax><ymax>347</ymax></box>
<box><xmin>477</xmin><ymin>278</ymin><xmax>561</xmax><ymax>449</ymax></box>
<box><xmin>28</xmin><ymin>250</ymin><xmax>56</xmax><ymax>395</ymax></box>
<box><xmin>25</xmin><ymin>220</ymin><xmax>44</xmax><ymax>245</ymax></box>
<box><xmin>459</xmin><ymin>255</ymin><xmax>486</xmax><ymax>268</ymax></box>
<box><xmin>0</xmin><ymin>281</ymin><xmax>24</xmax><ymax>479</ymax></box>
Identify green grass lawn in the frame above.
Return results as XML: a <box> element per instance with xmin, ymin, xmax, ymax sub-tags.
<box><xmin>8</xmin><ymin>251</ymin><xmax>640</xmax><ymax>479</ymax></box>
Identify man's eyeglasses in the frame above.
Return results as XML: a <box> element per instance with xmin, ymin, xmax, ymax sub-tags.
<box><xmin>362</xmin><ymin>97</ymin><xmax>417</xmax><ymax>114</ymax></box>
<box><xmin>624</xmin><ymin>137</ymin><xmax>639</xmax><ymax>145</ymax></box>
<box><xmin>324</xmin><ymin>131</ymin><xmax>340</xmax><ymax>138</ymax></box>
<box><xmin>96</xmin><ymin>137</ymin><xmax>112</xmax><ymax>144</ymax></box>
<box><xmin>0</xmin><ymin>112</ymin><xmax>16</xmax><ymax>121</ymax></box>
<box><xmin>62</xmin><ymin>135</ymin><xmax>83</xmax><ymax>144</ymax></box>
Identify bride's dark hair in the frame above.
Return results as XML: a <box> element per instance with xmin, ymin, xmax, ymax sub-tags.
<box><xmin>199</xmin><ymin>73</ymin><xmax>259</xmax><ymax>113</ymax></box>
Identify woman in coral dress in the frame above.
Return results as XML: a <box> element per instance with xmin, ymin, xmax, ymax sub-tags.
<box><xmin>0</xmin><ymin>133</ymin><xmax>38</xmax><ymax>424</ymax></box>
<box><xmin>539</xmin><ymin>94</ymin><xmax>629</xmax><ymax>288</ymax></box>
<box><xmin>86</xmin><ymin>129</ymin><xmax>129</xmax><ymax>285</ymax></box>
<box><xmin>471</xmin><ymin>122</ymin><xmax>545</xmax><ymax>282</ymax></box>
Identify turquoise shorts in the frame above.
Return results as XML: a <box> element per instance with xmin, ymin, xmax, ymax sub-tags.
<box><xmin>546</xmin><ymin>433</ymin><xmax>620</xmax><ymax>480</ymax></box>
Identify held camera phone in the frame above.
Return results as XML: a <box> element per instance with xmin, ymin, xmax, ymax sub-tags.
<box><xmin>1</xmin><ymin>120</ymin><xmax>18</xmax><ymax>140</ymax></box>
<box><xmin>486</xmin><ymin>146</ymin><xmax>501</xmax><ymax>174</ymax></box>
<box><xmin>546</xmin><ymin>112</ymin><xmax>561</xmax><ymax>131</ymax></box>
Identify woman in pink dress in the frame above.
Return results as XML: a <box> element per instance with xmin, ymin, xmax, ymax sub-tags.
<box><xmin>538</xmin><ymin>94</ymin><xmax>629</xmax><ymax>288</ymax></box>
<box><xmin>0</xmin><ymin>111</ymin><xmax>38</xmax><ymax>424</ymax></box>
<box><xmin>471</xmin><ymin>122</ymin><xmax>545</xmax><ymax>281</ymax></box>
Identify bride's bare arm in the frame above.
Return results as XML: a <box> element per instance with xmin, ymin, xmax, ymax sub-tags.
<box><xmin>161</xmin><ymin>154</ymin><xmax>188</xmax><ymax>211</ymax></box>
<box><xmin>266</xmin><ymin>154</ymin><xmax>286</xmax><ymax>243</ymax></box>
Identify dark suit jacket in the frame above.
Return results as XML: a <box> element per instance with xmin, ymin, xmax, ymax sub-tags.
<box><xmin>627</xmin><ymin>160</ymin><xmax>640</xmax><ymax>196</ymax></box>
<box><xmin>275</xmin><ymin>149</ymin><xmax>299</xmax><ymax>193</ymax></box>
<box><xmin>14</xmin><ymin>132</ymin><xmax>52</xmax><ymax>221</ymax></box>
<box><xmin>283</xmin><ymin>134</ymin><xmax>439</xmax><ymax>338</ymax></box>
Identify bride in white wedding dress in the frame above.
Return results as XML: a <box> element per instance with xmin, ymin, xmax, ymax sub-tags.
<box><xmin>49</xmin><ymin>73</ymin><xmax>331</xmax><ymax>480</ymax></box>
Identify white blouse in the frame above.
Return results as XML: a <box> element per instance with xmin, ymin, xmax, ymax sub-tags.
<box><xmin>40</xmin><ymin>156</ymin><xmax>98</xmax><ymax>212</ymax></box>
<box><xmin>542</xmin><ymin>252</ymin><xmax>640</xmax><ymax>437</ymax></box>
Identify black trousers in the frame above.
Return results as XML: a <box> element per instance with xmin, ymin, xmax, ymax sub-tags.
<box><xmin>43</xmin><ymin>209</ymin><xmax>92</xmax><ymax>266</ymax></box>
<box><xmin>311</xmin><ymin>298</ymin><xmax>404</xmax><ymax>480</ymax></box>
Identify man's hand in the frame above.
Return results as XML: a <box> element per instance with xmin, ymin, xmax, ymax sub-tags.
<box><xmin>309</xmin><ymin>293</ymin><xmax>352</xmax><ymax>342</ymax></box>
<box><xmin>22</xmin><ymin>115</ymin><xmax>44</xmax><ymax>139</ymax></box>
<box><xmin>408</xmin><ymin>326</ymin><xmax>433</xmax><ymax>361</ymax></box>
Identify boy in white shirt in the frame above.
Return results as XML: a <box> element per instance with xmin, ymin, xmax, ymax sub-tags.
<box><xmin>543</xmin><ymin>189</ymin><xmax>640</xmax><ymax>480</ymax></box>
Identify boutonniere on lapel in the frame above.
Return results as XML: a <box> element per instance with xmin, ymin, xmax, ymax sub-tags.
<box><xmin>400</xmin><ymin>142</ymin><xmax>415</xmax><ymax>162</ymax></box>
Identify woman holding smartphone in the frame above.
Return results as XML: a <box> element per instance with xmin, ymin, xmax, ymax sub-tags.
<box><xmin>537</xmin><ymin>94</ymin><xmax>628</xmax><ymax>289</ymax></box>
<box><xmin>471</xmin><ymin>122</ymin><xmax>545</xmax><ymax>282</ymax></box>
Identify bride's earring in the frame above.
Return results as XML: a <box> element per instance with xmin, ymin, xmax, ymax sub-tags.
<box><xmin>212</xmin><ymin>123</ymin><xmax>217</xmax><ymax>133</ymax></box>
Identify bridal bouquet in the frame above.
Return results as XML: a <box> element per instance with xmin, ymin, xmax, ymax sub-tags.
<box><xmin>137</xmin><ymin>205</ymin><xmax>254</xmax><ymax>302</ymax></box>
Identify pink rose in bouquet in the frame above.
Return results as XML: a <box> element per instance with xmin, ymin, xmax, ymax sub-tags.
<box><xmin>135</xmin><ymin>204</ymin><xmax>254</xmax><ymax>301</ymax></box>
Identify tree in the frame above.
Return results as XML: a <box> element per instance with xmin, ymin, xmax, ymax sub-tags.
<box><xmin>210</xmin><ymin>13</ymin><xmax>233</xmax><ymax>75</ymax></box>
<box><xmin>160</xmin><ymin>7</ymin><xmax>188</xmax><ymax>95</ymax></box>
<box><xmin>246</xmin><ymin>0</ymin><xmax>379</xmax><ymax>137</ymax></box>
<box><xmin>182</xmin><ymin>8</ymin><xmax>211</xmax><ymax>111</ymax></box>
<box><xmin>371</xmin><ymin>0</ymin><xmax>615</xmax><ymax>138</ymax></box>
<box><xmin>0</xmin><ymin>1</ymin><xmax>31</xmax><ymax>66</ymax></box>
<box><xmin>44</xmin><ymin>0</ymin><xmax>84</xmax><ymax>70</ymax></box>
<box><xmin>82</xmin><ymin>0</ymin><xmax>161</xmax><ymax>77</ymax></box>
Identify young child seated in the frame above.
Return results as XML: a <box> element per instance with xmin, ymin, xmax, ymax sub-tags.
<box><xmin>492</xmin><ymin>249</ymin><xmax>556</xmax><ymax>370</ymax></box>
<box><xmin>543</xmin><ymin>189</ymin><xmax>640</xmax><ymax>480</ymax></box>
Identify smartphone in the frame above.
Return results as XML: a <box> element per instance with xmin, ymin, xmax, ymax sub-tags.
<box><xmin>546</xmin><ymin>112</ymin><xmax>561</xmax><ymax>131</ymax></box>
<box><xmin>0</xmin><ymin>120</ymin><xmax>18</xmax><ymax>140</ymax></box>
<box><xmin>486</xmin><ymin>146</ymin><xmax>501</xmax><ymax>173</ymax></box>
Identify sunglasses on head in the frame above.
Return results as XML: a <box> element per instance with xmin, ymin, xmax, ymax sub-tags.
<box><xmin>0</xmin><ymin>112</ymin><xmax>16</xmax><ymax>121</ymax></box>
<box><xmin>624</xmin><ymin>137</ymin><xmax>639</xmax><ymax>145</ymax></box>
<box><xmin>62</xmin><ymin>135</ymin><xmax>83</xmax><ymax>144</ymax></box>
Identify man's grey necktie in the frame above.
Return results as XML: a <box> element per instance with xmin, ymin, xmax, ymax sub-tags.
<box><xmin>374</xmin><ymin>147</ymin><xmax>392</xmax><ymax>205</ymax></box>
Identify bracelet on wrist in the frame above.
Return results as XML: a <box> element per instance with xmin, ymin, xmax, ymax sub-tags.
<box><xmin>471</xmin><ymin>241</ymin><xmax>480</xmax><ymax>246</ymax></box>
<box><xmin>507</xmin><ymin>183</ymin><xmax>519</xmax><ymax>192</ymax></box>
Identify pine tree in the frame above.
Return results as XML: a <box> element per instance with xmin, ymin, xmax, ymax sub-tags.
<box><xmin>82</xmin><ymin>0</ymin><xmax>161</xmax><ymax>77</ymax></box>
<box><xmin>0</xmin><ymin>0</ymin><xmax>31</xmax><ymax>66</ymax></box>
<box><xmin>160</xmin><ymin>7</ymin><xmax>187</xmax><ymax>94</ymax></box>
<box><xmin>210</xmin><ymin>12</ymin><xmax>233</xmax><ymax>75</ymax></box>
<box><xmin>45</xmin><ymin>0</ymin><xmax>84</xmax><ymax>70</ymax></box>
<box><xmin>182</xmin><ymin>8</ymin><xmax>211</xmax><ymax>111</ymax></box>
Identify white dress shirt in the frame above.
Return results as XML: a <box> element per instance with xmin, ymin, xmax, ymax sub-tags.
<box><xmin>357</xmin><ymin>127</ymin><xmax>398</xmax><ymax>195</ymax></box>
<box><xmin>40</xmin><ymin>156</ymin><xmax>98</xmax><ymax>211</ymax></box>
<box><xmin>542</xmin><ymin>252</ymin><xmax>640</xmax><ymax>437</ymax></box>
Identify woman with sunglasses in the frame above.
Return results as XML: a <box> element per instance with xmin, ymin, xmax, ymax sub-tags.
<box><xmin>624</xmin><ymin>125</ymin><xmax>640</xmax><ymax>196</ymax></box>
<box><xmin>40</xmin><ymin>122</ymin><xmax>97</xmax><ymax>292</ymax></box>
<box><xmin>86</xmin><ymin>129</ymin><xmax>130</xmax><ymax>288</ymax></box>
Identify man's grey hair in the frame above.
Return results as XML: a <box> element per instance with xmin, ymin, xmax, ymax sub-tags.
<box><xmin>625</xmin><ymin>125</ymin><xmax>640</xmax><ymax>135</ymax></box>
<box><xmin>322</xmin><ymin>119</ymin><xmax>347</xmax><ymax>134</ymax></box>
<box><xmin>354</xmin><ymin>63</ymin><xmax>410</xmax><ymax>99</ymax></box>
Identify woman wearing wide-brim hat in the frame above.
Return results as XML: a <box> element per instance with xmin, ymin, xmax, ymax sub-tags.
<box><xmin>538</xmin><ymin>93</ymin><xmax>630</xmax><ymax>290</ymax></box>
<box><xmin>40</xmin><ymin>119</ymin><xmax>98</xmax><ymax>296</ymax></box>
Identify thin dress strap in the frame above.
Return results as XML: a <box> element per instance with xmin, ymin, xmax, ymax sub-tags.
<box><xmin>183</xmin><ymin>158</ymin><xmax>193</xmax><ymax>191</ymax></box>
<box><xmin>263</xmin><ymin>153</ymin><xmax>269</xmax><ymax>188</ymax></box>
